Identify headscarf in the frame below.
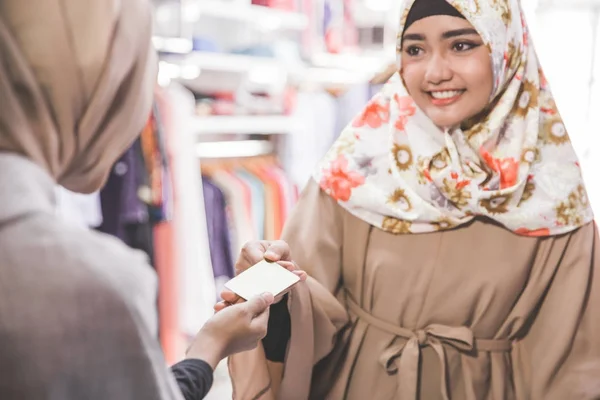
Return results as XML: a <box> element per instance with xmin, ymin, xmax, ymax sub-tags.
<box><xmin>0</xmin><ymin>0</ymin><xmax>158</xmax><ymax>194</ymax></box>
<box><xmin>314</xmin><ymin>0</ymin><xmax>593</xmax><ymax>236</ymax></box>
<box><xmin>404</xmin><ymin>0</ymin><xmax>465</xmax><ymax>30</ymax></box>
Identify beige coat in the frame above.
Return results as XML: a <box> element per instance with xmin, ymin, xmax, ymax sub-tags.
<box><xmin>230</xmin><ymin>180</ymin><xmax>600</xmax><ymax>400</ymax></box>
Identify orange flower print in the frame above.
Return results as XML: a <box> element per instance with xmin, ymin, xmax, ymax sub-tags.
<box><xmin>423</xmin><ymin>168</ymin><xmax>433</xmax><ymax>182</ymax></box>
<box><xmin>540</xmin><ymin>98</ymin><xmax>557</xmax><ymax>115</ymax></box>
<box><xmin>539</xmin><ymin>68</ymin><xmax>548</xmax><ymax>90</ymax></box>
<box><xmin>515</xmin><ymin>227</ymin><xmax>551</xmax><ymax>237</ymax></box>
<box><xmin>480</xmin><ymin>148</ymin><xmax>519</xmax><ymax>189</ymax></box>
<box><xmin>319</xmin><ymin>154</ymin><xmax>365</xmax><ymax>202</ymax></box>
<box><xmin>450</xmin><ymin>172</ymin><xmax>471</xmax><ymax>190</ymax></box>
<box><xmin>352</xmin><ymin>98</ymin><xmax>390</xmax><ymax>128</ymax></box>
<box><xmin>394</xmin><ymin>94</ymin><xmax>417</xmax><ymax>131</ymax></box>
<box><xmin>442</xmin><ymin>177</ymin><xmax>472</xmax><ymax>208</ymax></box>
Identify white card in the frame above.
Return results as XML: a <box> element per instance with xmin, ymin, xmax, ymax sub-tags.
<box><xmin>224</xmin><ymin>260</ymin><xmax>300</xmax><ymax>300</ymax></box>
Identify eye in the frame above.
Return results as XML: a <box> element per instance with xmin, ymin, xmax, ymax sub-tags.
<box><xmin>404</xmin><ymin>45</ymin><xmax>423</xmax><ymax>57</ymax></box>
<box><xmin>452</xmin><ymin>41</ymin><xmax>479</xmax><ymax>52</ymax></box>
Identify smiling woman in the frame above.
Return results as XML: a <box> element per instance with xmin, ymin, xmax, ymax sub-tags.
<box><xmin>226</xmin><ymin>0</ymin><xmax>600</xmax><ymax>399</ymax></box>
<box><xmin>400</xmin><ymin>11</ymin><xmax>493</xmax><ymax>128</ymax></box>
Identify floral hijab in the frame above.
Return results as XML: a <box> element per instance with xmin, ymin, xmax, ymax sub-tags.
<box><xmin>314</xmin><ymin>0</ymin><xmax>593</xmax><ymax>236</ymax></box>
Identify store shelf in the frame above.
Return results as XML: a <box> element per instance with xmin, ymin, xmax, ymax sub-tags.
<box><xmin>310</xmin><ymin>49</ymin><xmax>396</xmax><ymax>73</ymax></box>
<box><xmin>161</xmin><ymin>51</ymin><xmax>288</xmax><ymax>74</ymax></box>
<box><xmin>191</xmin><ymin>115</ymin><xmax>296</xmax><ymax>135</ymax></box>
<box><xmin>188</xmin><ymin>0</ymin><xmax>309</xmax><ymax>30</ymax></box>
<box><xmin>159</xmin><ymin>51</ymin><xmax>391</xmax><ymax>86</ymax></box>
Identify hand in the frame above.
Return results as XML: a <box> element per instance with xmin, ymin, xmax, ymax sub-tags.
<box><xmin>214</xmin><ymin>240</ymin><xmax>307</xmax><ymax>312</ymax></box>
<box><xmin>186</xmin><ymin>293</ymin><xmax>275</xmax><ymax>369</ymax></box>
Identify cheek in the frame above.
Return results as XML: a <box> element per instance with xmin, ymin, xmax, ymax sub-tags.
<box><xmin>460</xmin><ymin>55</ymin><xmax>494</xmax><ymax>97</ymax></box>
<box><xmin>400</xmin><ymin>64</ymin><xmax>426</xmax><ymax>98</ymax></box>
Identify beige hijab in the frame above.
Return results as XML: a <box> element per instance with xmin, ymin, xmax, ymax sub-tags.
<box><xmin>0</xmin><ymin>0</ymin><xmax>157</xmax><ymax>193</ymax></box>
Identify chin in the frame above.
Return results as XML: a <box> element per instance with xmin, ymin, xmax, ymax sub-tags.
<box><xmin>428</xmin><ymin>115</ymin><xmax>466</xmax><ymax>130</ymax></box>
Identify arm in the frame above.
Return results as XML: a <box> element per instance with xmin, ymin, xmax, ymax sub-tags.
<box><xmin>168</xmin><ymin>293</ymin><xmax>273</xmax><ymax>400</ymax></box>
<box><xmin>88</xmin><ymin>247</ymin><xmax>272</xmax><ymax>400</ymax></box>
<box><xmin>512</xmin><ymin>222</ymin><xmax>600</xmax><ymax>399</ymax></box>
<box><xmin>170</xmin><ymin>360</ymin><xmax>214</xmax><ymax>400</ymax></box>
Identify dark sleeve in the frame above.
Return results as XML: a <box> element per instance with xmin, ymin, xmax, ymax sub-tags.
<box><xmin>170</xmin><ymin>359</ymin><xmax>214</xmax><ymax>400</ymax></box>
<box><xmin>262</xmin><ymin>295</ymin><xmax>291</xmax><ymax>362</ymax></box>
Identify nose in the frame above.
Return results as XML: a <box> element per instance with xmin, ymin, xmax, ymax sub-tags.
<box><xmin>424</xmin><ymin>53</ymin><xmax>452</xmax><ymax>84</ymax></box>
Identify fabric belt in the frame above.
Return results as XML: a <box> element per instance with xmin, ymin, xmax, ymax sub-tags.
<box><xmin>346</xmin><ymin>297</ymin><xmax>512</xmax><ymax>400</ymax></box>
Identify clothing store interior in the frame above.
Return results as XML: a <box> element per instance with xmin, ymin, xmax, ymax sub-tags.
<box><xmin>7</xmin><ymin>0</ymin><xmax>599</xmax><ymax>398</ymax></box>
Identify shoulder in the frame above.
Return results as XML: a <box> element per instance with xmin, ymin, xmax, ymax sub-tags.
<box><xmin>296</xmin><ymin>179</ymin><xmax>346</xmax><ymax>215</ymax></box>
<box><xmin>0</xmin><ymin>212</ymin><xmax>158</xmax><ymax>332</ymax></box>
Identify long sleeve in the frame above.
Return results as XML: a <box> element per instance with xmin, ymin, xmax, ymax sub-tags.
<box><xmin>512</xmin><ymin>222</ymin><xmax>600</xmax><ymax>400</ymax></box>
<box><xmin>228</xmin><ymin>179</ymin><xmax>350</xmax><ymax>399</ymax></box>
<box><xmin>170</xmin><ymin>359</ymin><xmax>214</xmax><ymax>400</ymax></box>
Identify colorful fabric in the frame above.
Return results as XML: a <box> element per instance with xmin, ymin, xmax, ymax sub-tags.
<box><xmin>314</xmin><ymin>0</ymin><xmax>593</xmax><ymax>237</ymax></box>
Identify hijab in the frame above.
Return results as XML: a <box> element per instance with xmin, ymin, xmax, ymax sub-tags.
<box><xmin>404</xmin><ymin>0</ymin><xmax>465</xmax><ymax>30</ymax></box>
<box><xmin>0</xmin><ymin>0</ymin><xmax>157</xmax><ymax>194</ymax></box>
<box><xmin>313</xmin><ymin>0</ymin><xmax>593</xmax><ymax>236</ymax></box>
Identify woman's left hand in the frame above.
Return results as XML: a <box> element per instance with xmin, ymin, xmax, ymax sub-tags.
<box><xmin>214</xmin><ymin>240</ymin><xmax>307</xmax><ymax>312</ymax></box>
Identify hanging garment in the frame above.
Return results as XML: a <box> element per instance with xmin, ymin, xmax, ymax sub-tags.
<box><xmin>209</xmin><ymin>170</ymin><xmax>254</xmax><ymax>254</ymax></box>
<box><xmin>247</xmin><ymin>164</ymin><xmax>281</xmax><ymax>240</ymax></box>
<box><xmin>202</xmin><ymin>178</ymin><xmax>235</xmax><ymax>298</ymax></box>
<box><xmin>236</xmin><ymin>169</ymin><xmax>267</xmax><ymax>240</ymax></box>
<box><xmin>98</xmin><ymin>139</ymin><xmax>157</xmax><ymax>267</ymax></box>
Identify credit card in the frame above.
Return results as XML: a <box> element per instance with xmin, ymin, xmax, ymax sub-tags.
<box><xmin>224</xmin><ymin>260</ymin><xmax>300</xmax><ymax>300</ymax></box>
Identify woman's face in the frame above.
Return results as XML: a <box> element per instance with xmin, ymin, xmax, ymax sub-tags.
<box><xmin>400</xmin><ymin>15</ymin><xmax>493</xmax><ymax>129</ymax></box>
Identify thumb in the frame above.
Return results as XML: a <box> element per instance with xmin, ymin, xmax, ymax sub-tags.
<box><xmin>243</xmin><ymin>292</ymin><xmax>274</xmax><ymax>317</ymax></box>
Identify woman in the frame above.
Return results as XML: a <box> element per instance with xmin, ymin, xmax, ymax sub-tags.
<box><xmin>223</xmin><ymin>0</ymin><xmax>600</xmax><ymax>398</ymax></box>
<box><xmin>0</xmin><ymin>1</ymin><xmax>285</xmax><ymax>399</ymax></box>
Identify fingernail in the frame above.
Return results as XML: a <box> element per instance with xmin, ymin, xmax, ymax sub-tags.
<box><xmin>264</xmin><ymin>251</ymin><xmax>277</xmax><ymax>259</ymax></box>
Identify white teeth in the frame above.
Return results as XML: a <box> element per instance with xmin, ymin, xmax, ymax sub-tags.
<box><xmin>430</xmin><ymin>90</ymin><xmax>463</xmax><ymax>99</ymax></box>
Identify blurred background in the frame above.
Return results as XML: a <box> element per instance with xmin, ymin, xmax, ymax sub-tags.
<box><xmin>55</xmin><ymin>0</ymin><xmax>600</xmax><ymax>397</ymax></box>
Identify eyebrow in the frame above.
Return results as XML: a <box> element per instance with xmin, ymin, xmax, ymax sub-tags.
<box><xmin>402</xmin><ymin>28</ymin><xmax>479</xmax><ymax>42</ymax></box>
<box><xmin>442</xmin><ymin>28</ymin><xmax>479</xmax><ymax>39</ymax></box>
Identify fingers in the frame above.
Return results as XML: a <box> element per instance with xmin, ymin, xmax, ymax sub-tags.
<box><xmin>221</xmin><ymin>290</ymin><xmax>242</xmax><ymax>304</ymax></box>
<box><xmin>250</xmin><ymin>306</ymin><xmax>270</xmax><ymax>338</ymax></box>
<box><xmin>277</xmin><ymin>260</ymin><xmax>297</xmax><ymax>271</ymax></box>
<box><xmin>242</xmin><ymin>292</ymin><xmax>274</xmax><ymax>317</ymax></box>
<box><xmin>213</xmin><ymin>301</ymin><xmax>228</xmax><ymax>312</ymax></box>
<box><xmin>293</xmin><ymin>270</ymin><xmax>308</xmax><ymax>281</ymax></box>
<box><xmin>277</xmin><ymin>261</ymin><xmax>308</xmax><ymax>282</ymax></box>
<box><xmin>235</xmin><ymin>240</ymin><xmax>293</xmax><ymax>275</ymax></box>
<box><xmin>264</xmin><ymin>240</ymin><xmax>292</xmax><ymax>262</ymax></box>
<box><xmin>237</xmin><ymin>241</ymin><xmax>269</xmax><ymax>274</ymax></box>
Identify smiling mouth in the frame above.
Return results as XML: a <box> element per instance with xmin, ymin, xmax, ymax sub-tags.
<box><xmin>427</xmin><ymin>90</ymin><xmax>465</xmax><ymax>106</ymax></box>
